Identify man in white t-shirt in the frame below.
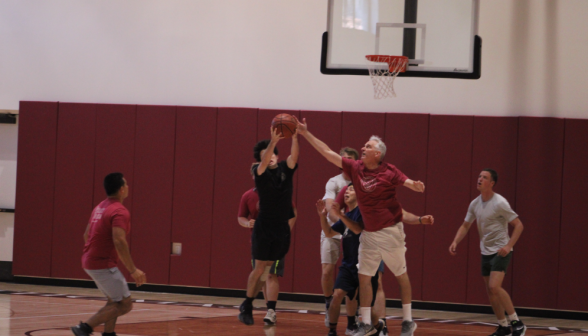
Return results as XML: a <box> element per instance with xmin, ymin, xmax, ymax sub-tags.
<box><xmin>321</xmin><ymin>147</ymin><xmax>358</xmax><ymax>327</ymax></box>
<box><xmin>449</xmin><ymin>169</ymin><xmax>526</xmax><ymax>336</ymax></box>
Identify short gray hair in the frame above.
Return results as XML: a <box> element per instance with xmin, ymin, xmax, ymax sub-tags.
<box><xmin>369</xmin><ymin>135</ymin><xmax>386</xmax><ymax>160</ymax></box>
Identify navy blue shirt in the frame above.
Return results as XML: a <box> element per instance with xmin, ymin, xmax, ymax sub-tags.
<box><xmin>331</xmin><ymin>206</ymin><xmax>362</xmax><ymax>269</ymax></box>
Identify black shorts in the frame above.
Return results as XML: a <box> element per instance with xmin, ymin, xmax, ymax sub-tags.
<box><xmin>251</xmin><ymin>257</ymin><xmax>285</xmax><ymax>277</ymax></box>
<box><xmin>251</xmin><ymin>219</ymin><xmax>291</xmax><ymax>261</ymax></box>
<box><xmin>334</xmin><ymin>265</ymin><xmax>379</xmax><ymax>305</ymax></box>
<box><xmin>481</xmin><ymin>252</ymin><xmax>513</xmax><ymax>276</ymax></box>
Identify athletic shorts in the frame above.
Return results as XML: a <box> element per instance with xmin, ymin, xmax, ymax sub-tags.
<box><xmin>251</xmin><ymin>219</ymin><xmax>291</xmax><ymax>261</ymax></box>
<box><xmin>252</xmin><ymin>257</ymin><xmax>285</xmax><ymax>277</ymax></box>
<box><xmin>358</xmin><ymin>223</ymin><xmax>407</xmax><ymax>277</ymax></box>
<box><xmin>334</xmin><ymin>265</ymin><xmax>379</xmax><ymax>305</ymax></box>
<box><xmin>320</xmin><ymin>236</ymin><xmax>341</xmax><ymax>264</ymax></box>
<box><xmin>481</xmin><ymin>252</ymin><xmax>512</xmax><ymax>276</ymax></box>
<box><xmin>85</xmin><ymin>267</ymin><xmax>131</xmax><ymax>302</ymax></box>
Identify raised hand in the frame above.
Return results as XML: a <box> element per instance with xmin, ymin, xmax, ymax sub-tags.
<box><xmin>270</xmin><ymin>125</ymin><xmax>284</xmax><ymax>143</ymax></box>
<box><xmin>329</xmin><ymin>202</ymin><xmax>342</xmax><ymax>219</ymax></box>
<box><xmin>293</xmin><ymin>116</ymin><xmax>308</xmax><ymax>136</ymax></box>
<box><xmin>316</xmin><ymin>199</ymin><xmax>327</xmax><ymax>216</ymax></box>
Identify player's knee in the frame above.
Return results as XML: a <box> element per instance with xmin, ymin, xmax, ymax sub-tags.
<box><xmin>118</xmin><ymin>297</ymin><xmax>133</xmax><ymax>316</ymax></box>
<box><xmin>488</xmin><ymin>283</ymin><xmax>501</xmax><ymax>295</ymax></box>
<box><xmin>260</xmin><ymin>266</ymin><xmax>271</xmax><ymax>281</ymax></box>
<box><xmin>332</xmin><ymin>289</ymin><xmax>345</xmax><ymax>301</ymax></box>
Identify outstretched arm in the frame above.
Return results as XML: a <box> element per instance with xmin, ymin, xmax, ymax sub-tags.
<box><xmin>449</xmin><ymin>221</ymin><xmax>473</xmax><ymax>256</ymax></box>
<box><xmin>257</xmin><ymin>127</ymin><xmax>283</xmax><ymax>175</ymax></box>
<box><xmin>295</xmin><ymin>117</ymin><xmax>342</xmax><ymax>168</ymax></box>
<box><xmin>402</xmin><ymin>209</ymin><xmax>434</xmax><ymax>225</ymax></box>
<box><xmin>404</xmin><ymin>178</ymin><xmax>425</xmax><ymax>193</ymax></box>
<box><xmin>287</xmin><ymin>129</ymin><xmax>299</xmax><ymax>169</ymax></box>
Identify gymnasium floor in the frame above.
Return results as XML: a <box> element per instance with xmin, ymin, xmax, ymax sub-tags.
<box><xmin>1</xmin><ymin>283</ymin><xmax>587</xmax><ymax>336</ymax></box>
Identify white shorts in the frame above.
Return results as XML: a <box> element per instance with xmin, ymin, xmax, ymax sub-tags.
<box><xmin>358</xmin><ymin>223</ymin><xmax>407</xmax><ymax>277</ymax></box>
<box><xmin>320</xmin><ymin>236</ymin><xmax>341</xmax><ymax>264</ymax></box>
<box><xmin>85</xmin><ymin>267</ymin><xmax>131</xmax><ymax>302</ymax></box>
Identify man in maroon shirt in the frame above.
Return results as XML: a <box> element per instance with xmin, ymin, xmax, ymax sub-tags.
<box><xmin>71</xmin><ymin>173</ymin><xmax>146</xmax><ymax>336</ymax></box>
<box><xmin>296</xmin><ymin>118</ymin><xmax>424</xmax><ymax>336</ymax></box>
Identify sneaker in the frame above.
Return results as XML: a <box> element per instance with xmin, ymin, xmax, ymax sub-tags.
<box><xmin>238</xmin><ymin>301</ymin><xmax>254</xmax><ymax>325</ymax></box>
<box><xmin>70</xmin><ymin>322</ymin><xmax>93</xmax><ymax>336</ymax></box>
<box><xmin>263</xmin><ymin>309</ymin><xmax>277</xmax><ymax>325</ymax></box>
<box><xmin>378</xmin><ymin>319</ymin><xmax>388</xmax><ymax>336</ymax></box>
<box><xmin>329</xmin><ymin>329</ymin><xmax>338</xmax><ymax>336</ymax></box>
<box><xmin>345</xmin><ymin>326</ymin><xmax>358</xmax><ymax>336</ymax></box>
<box><xmin>489</xmin><ymin>325</ymin><xmax>512</xmax><ymax>336</ymax></box>
<box><xmin>352</xmin><ymin>322</ymin><xmax>378</xmax><ymax>336</ymax></box>
<box><xmin>325</xmin><ymin>312</ymin><xmax>330</xmax><ymax>327</ymax></box>
<box><xmin>400</xmin><ymin>320</ymin><xmax>417</xmax><ymax>336</ymax></box>
<box><xmin>511</xmin><ymin>320</ymin><xmax>526</xmax><ymax>336</ymax></box>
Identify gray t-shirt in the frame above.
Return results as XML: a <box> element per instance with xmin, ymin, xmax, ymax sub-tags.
<box><xmin>465</xmin><ymin>193</ymin><xmax>518</xmax><ymax>255</ymax></box>
<box><xmin>321</xmin><ymin>173</ymin><xmax>350</xmax><ymax>239</ymax></box>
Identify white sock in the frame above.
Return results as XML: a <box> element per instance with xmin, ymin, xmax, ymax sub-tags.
<box><xmin>499</xmin><ymin>318</ymin><xmax>508</xmax><ymax>327</ymax></box>
<box><xmin>508</xmin><ymin>313</ymin><xmax>519</xmax><ymax>321</ymax></box>
<box><xmin>359</xmin><ymin>307</ymin><xmax>372</xmax><ymax>325</ymax></box>
<box><xmin>402</xmin><ymin>303</ymin><xmax>412</xmax><ymax>321</ymax></box>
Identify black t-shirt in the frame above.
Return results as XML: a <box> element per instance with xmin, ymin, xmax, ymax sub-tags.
<box><xmin>331</xmin><ymin>206</ymin><xmax>362</xmax><ymax>269</ymax></box>
<box><xmin>253</xmin><ymin>160</ymin><xmax>297</xmax><ymax>223</ymax></box>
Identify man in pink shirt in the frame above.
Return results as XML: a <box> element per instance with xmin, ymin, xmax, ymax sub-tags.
<box><xmin>71</xmin><ymin>173</ymin><xmax>146</xmax><ymax>336</ymax></box>
<box><xmin>296</xmin><ymin>118</ymin><xmax>424</xmax><ymax>336</ymax></box>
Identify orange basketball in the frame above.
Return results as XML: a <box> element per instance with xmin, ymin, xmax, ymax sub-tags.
<box><xmin>271</xmin><ymin>114</ymin><xmax>298</xmax><ymax>138</ymax></box>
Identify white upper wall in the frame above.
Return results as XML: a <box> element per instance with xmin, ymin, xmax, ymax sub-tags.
<box><xmin>0</xmin><ymin>0</ymin><xmax>587</xmax><ymax>118</ymax></box>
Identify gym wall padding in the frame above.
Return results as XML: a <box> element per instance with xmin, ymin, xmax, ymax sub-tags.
<box><xmin>341</xmin><ymin>112</ymin><xmax>386</xmax><ymax>151</ymax></box>
<box><xmin>51</xmin><ymin>103</ymin><xmax>97</xmax><ymax>279</ymax></box>
<box><xmin>257</xmin><ymin>109</ymin><xmax>300</xmax><ymax>293</ymax></box>
<box><xmin>422</xmin><ymin>115</ymin><xmax>474</xmax><ymax>303</ymax></box>
<box><xmin>209</xmin><ymin>108</ymin><xmax>258</xmax><ymax>290</ymax></box>
<box><xmin>384</xmin><ymin>113</ymin><xmax>429</xmax><ymax>301</ymax></box>
<box><xmin>131</xmin><ymin>105</ymin><xmax>177</xmax><ymax>285</ymax></box>
<box><xmin>13</xmin><ymin>101</ymin><xmax>59</xmax><ymax>277</ymax></box>
<box><xmin>169</xmin><ymin>106</ymin><xmax>217</xmax><ymax>287</ymax></box>
<box><xmin>92</xmin><ymin>103</ymin><xmax>137</xmax><ymax>281</ymax></box>
<box><xmin>466</xmin><ymin>116</ymin><xmax>519</xmax><ymax>304</ymax></box>
<box><xmin>513</xmin><ymin>117</ymin><xmax>564</xmax><ymax>309</ymax></box>
<box><xmin>293</xmin><ymin>110</ymin><xmax>342</xmax><ymax>294</ymax></box>
<box><xmin>558</xmin><ymin>118</ymin><xmax>588</xmax><ymax>311</ymax></box>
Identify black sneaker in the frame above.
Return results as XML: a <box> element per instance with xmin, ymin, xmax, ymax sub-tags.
<box><xmin>489</xmin><ymin>325</ymin><xmax>512</xmax><ymax>336</ymax></box>
<box><xmin>328</xmin><ymin>329</ymin><xmax>338</xmax><ymax>336</ymax></box>
<box><xmin>70</xmin><ymin>322</ymin><xmax>93</xmax><ymax>336</ymax></box>
<box><xmin>238</xmin><ymin>301</ymin><xmax>254</xmax><ymax>325</ymax></box>
<box><xmin>511</xmin><ymin>320</ymin><xmax>526</xmax><ymax>336</ymax></box>
<box><xmin>378</xmin><ymin>318</ymin><xmax>388</xmax><ymax>336</ymax></box>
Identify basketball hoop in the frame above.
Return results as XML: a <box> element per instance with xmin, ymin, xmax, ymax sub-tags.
<box><xmin>365</xmin><ymin>55</ymin><xmax>409</xmax><ymax>99</ymax></box>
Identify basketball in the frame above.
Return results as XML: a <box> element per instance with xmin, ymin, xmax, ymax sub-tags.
<box><xmin>271</xmin><ymin>114</ymin><xmax>298</xmax><ymax>138</ymax></box>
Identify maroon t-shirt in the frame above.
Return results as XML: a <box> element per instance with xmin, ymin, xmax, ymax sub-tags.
<box><xmin>82</xmin><ymin>198</ymin><xmax>131</xmax><ymax>270</ymax></box>
<box><xmin>342</xmin><ymin>158</ymin><xmax>408</xmax><ymax>232</ymax></box>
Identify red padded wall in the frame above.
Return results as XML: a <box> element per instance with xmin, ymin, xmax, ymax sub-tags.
<box><xmin>257</xmin><ymin>109</ymin><xmax>300</xmax><ymax>293</ymax></box>
<box><xmin>293</xmin><ymin>110</ymin><xmax>342</xmax><ymax>294</ymax></box>
<box><xmin>557</xmin><ymin>119</ymin><xmax>588</xmax><ymax>311</ymax></box>
<box><xmin>51</xmin><ymin>103</ymin><xmax>97</xmax><ymax>279</ymax></box>
<box><xmin>512</xmin><ymin>117</ymin><xmax>564</xmax><ymax>309</ymax></box>
<box><xmin>341</xmin><ymin>112</ymin><xmax>386</xmax><ymax>151</ymax></box>
<box><xmin>92</xmin><ymin>104</ymin><xmax>137</xmax><ymax>281</ymax></box>
<box><xmin>13</xmin><ymin>101</ymin><xmax>58</xmax><ymax>277</ymax></box>
<box><xmin>466</xmin><ymin>117</ymin><xmax>519</xmax><ymax>304</ymax></box>
<box><xmin>131</xmin><ymin>105</ymin><xmax>177</xmax><ymax>285</ymax></box>
<box><xmin>210</xmin><ymin>108</ymin><xmax>258</xmax><ymax>289</ymax></box>
<box><xmin>383</xmin><ymin>113</ymin><xmax>429</xmax><ymax>300</ymax></box>
<box><xmin>422</xmin><ymin>115</ymin><xmax>474</xmax><ymax>303</ymax></box>
<box><xmin>169</xmin><ymin>106</ymin><xmax>217</xmax><ymax>287</ymax></box>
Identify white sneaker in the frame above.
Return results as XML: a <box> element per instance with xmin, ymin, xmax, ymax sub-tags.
<box><xmin>325</xmin><ymin>312</ymin><xmax>330</xmax><ymax>327</ymax></box>
<box><xmin>400</xmin><ymin>320</ymin><xmax>417</xmax><ymax>336</ymax></box>
<box><xmin>346</xmin><ymin>327</ymin><xmax>358</xmax><ymax>336</ymax></box>
<box><xmin>263</xmin><ymin>309</ymin><xmax>277</xmax><ymax>325</ymax></box>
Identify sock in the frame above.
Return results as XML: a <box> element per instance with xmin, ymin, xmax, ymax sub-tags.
<box><xmin>102</xmin><ymin>333</ymin><xmax>116</xmax><ymax>336</ymax></box>
<box><xmin>244</xmin><ymin>296</ymin><xmax>254</xmax><ymax>308</ymax></box>
<box><xmin>267</xmin><ymin>301</ymin><xmax>277</xmax><ymax>311</ymax></box>
<box><xmin>359</xmin><ymin>307</ymin><xmax>371</xmax><ymax>325</ymax></box>
<box><xmin>402</xmin><ymin>303</ymin><xmax>412</xmax><ymax>322</ymax></box>
<box><xmin>508</xmin><ymin>313</ymin><xmax>519</xmax><ymax>322</ymax></box>
<box><xmin>499</xmin><ymin>318</ymin><xmax>509</xmax><ymax>327</ymax></box>
<box><xmin>329</xmin><ymin>322</ymin><xmax>338</xmax><ymax>331</ymax></box>
<box><xmin>347</xmin><ymin>315</ymin><xmax>356</xmax><ymax>329</ymax></box>
<box><xmin>80</xmin><ymin>323</ymin><xmax>93</xmax><ymax>333</ymax></box>
<box><xmin>325</xmin><ymin>295</ymin><xmax>333</xmax><ymax>309</ymax></box>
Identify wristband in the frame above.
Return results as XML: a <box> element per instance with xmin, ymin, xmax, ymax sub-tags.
<box><xmin>419</xmin><ymin>216</ymin><xmax>422</xmax><ymax>224</ymax></box>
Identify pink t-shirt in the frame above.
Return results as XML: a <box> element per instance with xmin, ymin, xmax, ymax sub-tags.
<box><xmin>342</xmin><ymin>158</ymin><xmax>408</xmax><ymax>232</ymax></box>
<box><xmin>82</xmin><ymin>198</ymin><xmax>131</xmax><ymax>270</ymax></box>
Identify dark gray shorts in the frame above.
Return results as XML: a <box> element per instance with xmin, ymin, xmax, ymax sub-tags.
<box><xmin>85</xmin><ymin>267</ymin><xmax>131</xmax><ymax>302</ymax></box>
<box><xmin>481</xmin><ymin>252</ymin><xmax>512</xmax><ymax>277</ymax></box>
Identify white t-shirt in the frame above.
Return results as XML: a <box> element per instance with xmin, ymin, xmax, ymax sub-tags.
<box><xmin>465</xmin><ymin>193</ymin><xmax>519</xmax><ymax>255</ymax></box>
<box><xmin>321</xmin><ymin>173</ymin><xmax>351</xmax><ymax>239</ymax></box>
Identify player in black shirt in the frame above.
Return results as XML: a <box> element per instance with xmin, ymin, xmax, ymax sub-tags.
<box><xmin>239</xmin><ymin>126</ymin><xmax>299</xmax><ymax>326</ymax></box>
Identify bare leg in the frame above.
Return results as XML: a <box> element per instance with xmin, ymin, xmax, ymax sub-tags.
<box><xmin>102</xmin><ymin>298</ymin><xmax>118</xmax><ymax>333</ymax></box>
<box><xmin>85</xmin><ymin>296</ymin><xmax>132</xmax><ymax>329</ymax></box>
<box><xmin>328</xmin><ymin>289</ymin><xmax>347</xmax><ymax>327</ymax></box>
<box><xmin>266</xmin><ymin>274</ymin><xmax>280</xmax><ymax>302</ymax></box>
<box><xmin>358</xmin><ymin>273</ymin><xmax>374</xmax><ymax>324</ymax></box>
<box><xmin>396</xmin><ymin>272</ymin><xmax>412</xmax><ymax>305</ymax></box>
<box><xmin>346</xmin><ymin>295</ymin><xmax>358</xmax><ymax>321</ymax></box>
<box><xmin>322</xmin><ymin>263</ymin><xmax>336</xmax><ymax>297</ymax></box>
<box><xmin>247</xmin><ymin>260</ymin><xmax>273</xmax><ymax>298</ymax></box>
<box><xmin>484</xmin><ymin>275</ymin><xmax>506</xmax><ymax>320</ymax></box>
<box><xmin>486</xmin><ymin>272</ymin><xmax>516</xmax><ymax>317</ymax></box>
<box><xmin>373</xmin><ymin>271</ymin><xmax>386</xmax><ymax>319</ymax></box>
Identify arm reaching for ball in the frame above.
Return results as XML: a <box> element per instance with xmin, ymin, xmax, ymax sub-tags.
<box><xmin>294</xmin><ymin>117</ymin><xmax>342</xmax><ymax>168</ymax></box>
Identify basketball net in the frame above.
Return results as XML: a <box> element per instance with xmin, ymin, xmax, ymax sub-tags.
<box><xmin>365</xmin><ymin>55</ymin><xmax>408</xmax><ymax>99</ymax></box>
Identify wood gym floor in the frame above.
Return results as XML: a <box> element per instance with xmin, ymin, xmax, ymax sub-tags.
<box><xmin>1</xmin><ymin>283</ymin><xmax>587</xmax><ymax>336</ymax></box>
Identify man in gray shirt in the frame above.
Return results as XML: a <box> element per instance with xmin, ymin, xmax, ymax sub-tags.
<box><xmin>449</xmin><ymin>169</ymin><xmax>526</xmax><ymax>336</ymax></box>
